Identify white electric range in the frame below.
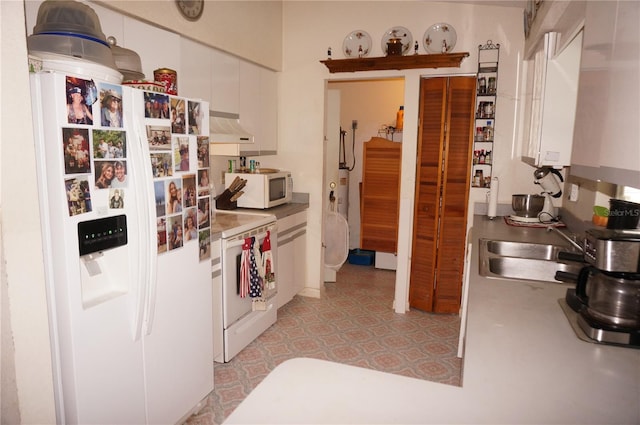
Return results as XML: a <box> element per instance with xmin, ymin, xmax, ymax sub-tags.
<box><xmin>210</xmin><ymin>210</ymin><xmax>278</xmax><ymax>363</ymax></box>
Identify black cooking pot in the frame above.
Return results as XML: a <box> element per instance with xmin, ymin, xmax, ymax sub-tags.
<box><xmin>574</xmin><ymin>266</ymin><xmax>640</xmax><ymax>330</ymax></box>
<box><xmin>607</xmin><ymin>199</ymin><xmax>640</xmax><ymax>229</ymax></box>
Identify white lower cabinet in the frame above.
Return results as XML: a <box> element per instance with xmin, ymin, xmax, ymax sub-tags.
<box><xmin>277</xmin><ymin>211</ymin><xmax>307</xmax><ymax>308</ymax></box>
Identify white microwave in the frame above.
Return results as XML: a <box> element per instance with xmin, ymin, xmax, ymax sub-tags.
<box><xmin>225</xmin><ymin>171</ymin><xmax>292</xmax><ymax>209</ymax></box>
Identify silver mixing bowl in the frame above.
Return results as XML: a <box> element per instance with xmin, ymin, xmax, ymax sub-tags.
<box><xmin>512</xmin><ymin>194</ymin><xmax>545</xmax><ymax>218</ymax></box>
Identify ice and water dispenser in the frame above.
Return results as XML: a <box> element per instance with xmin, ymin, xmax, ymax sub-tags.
<box><xmin>77</xmin><ymin>215</ymin><xmax>130</xmax><ymax>308</ymax></box>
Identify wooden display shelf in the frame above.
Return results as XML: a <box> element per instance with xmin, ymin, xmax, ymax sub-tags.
<box><xmin>320</xmin><ymin>52</ymin><xmax>469</xmax><ymax>73</ymax></box>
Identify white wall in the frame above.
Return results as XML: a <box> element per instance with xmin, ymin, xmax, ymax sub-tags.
<box><xmin>1</xmin><ymin>1</ymin><xmax>56</xmax><ymax>423</ymax></box>
<box><xmin>90</xmin><ymin>0</ymin><xmax>283</xmax><ymax>71</ymax></box>
<box><xmin>281</xmin><ymin>1</ymin><xmax>528</xmax><ymax>309</ymax></box>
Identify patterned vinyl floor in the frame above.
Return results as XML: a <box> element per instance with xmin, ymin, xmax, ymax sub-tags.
<box><xmin>186</xmin><ymin>263</ymin><xmax>462</xmax><ymax>425</ymax></box>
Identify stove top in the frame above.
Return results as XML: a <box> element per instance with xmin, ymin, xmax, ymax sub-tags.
<box><xmin>210</xmin><ymin>210</ymin><xmax>276</xmax><ymax>239</ymax></box>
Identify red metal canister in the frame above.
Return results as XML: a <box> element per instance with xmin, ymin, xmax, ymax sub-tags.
<box><xmin>153</xmin><ymin>68</ymin><xmax>178</xmax><ymax>95</ymax></box>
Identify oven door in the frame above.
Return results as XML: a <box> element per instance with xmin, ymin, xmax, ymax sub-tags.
<box><xmin>221</xmin><ymin>223</ymin><xmax>277</xmax><ymax>329</ymax></box>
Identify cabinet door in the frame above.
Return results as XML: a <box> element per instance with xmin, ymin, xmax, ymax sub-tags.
<box><xmin>538</xmin><ymin>31</ymin><xmax>581</xmax><ymax>167</ymax></box>
<box><xmin>123</xmin><ymin>17</ymin><xmax>181</xmax><ymax>81</ymax></box>
<box><xmin>277</xmin><ymin>234</ymin><xmax>294</xmax><ymax>308</ymax></box>
<box><xmin>259</xmin><ymin>68</ymin><xmax>278</xmax><ymax>154</ymax></box>
<box><xmin>276</xmin><ymin>211</ymin><xmax>307</xmax><ymax>308</ymax></box>
<box><xmin>292</xmin><ymin>220</ymin><xmax>307</xmax><ymax>298</ymax></box>
<box><xmin>179</xmin><ymin>38</ymin><xmax>212</xmax><ymax>101</ymax></box>
<box><xmin>571</xmin><ymin>1</ymin><xmax>640</xmax><ymax>187</ymax></box>
<box><xmin>239</xmin><ymin>61</ymin><xmax>260</xmax><ymax>139</ymax></box>
<box><xmin>522</xmin><ymin>32</ymin><xmax>582</xmax><ymax>167</ymax></box>
<box><xmin>360</xmin><ymin>137</ymin><xmax>401</xmax><ymax>253</ymax></box>
<box><xmin>211</xmin><ymin>50</ymin><xmax>239</xmax><ymax>114</ymax></box>
<box><xmin>521</xmin><ymin>34</ymin><xmax>551</xmax><ymax>164</ymax></box>
<box><xmin>239</xmin><ymin>62</ymin><xmax>278</xmax><ymax>155</ymax></box>
<box><xmin>570</xmin><ymin>4</ymin><xmax>611</xmax><ymax>176</ymax></box>
<box><xmin>598</xmin><ymin>1</ymin><xmax>639</xmax><ymax>180</ymax></box>
<box><xmin>409</xmin><ymin>76</ymin><xmax>475</xmax><ymax>314</ymax></box>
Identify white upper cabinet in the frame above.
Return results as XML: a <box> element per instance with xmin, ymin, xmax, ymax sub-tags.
<box><xmin>571</xmin><ymin>0</ymin><xmax>640</xmax><ymax>188</ymax></box>
<box><xmin>239</xmin><ymin>61</ymin><xmax>278</xmax><ymax>155</ymax></box>
<box><xmin>259</xmin><ymin>67</ymin><xmax>278</xmax><ymax>155</ymax></box>
<box><xmin>239</xmin><ymin>60</ymin><xmax>260</xmax><ymax>141</ymax></box>
<box><xmin>179</xmin><ymin>38</ymin><xmax>212</xmax><ymax>102</ymax></box>
<box><xmin>123</xmin><ymin>18</ymin><xmax>181</xmax><ymax>83</ymax></box>
<box><xmin>211</xmin><ymin>50</ymin><xmax>240</xmax><ymax>114</ymax></box>
<box><xmin>521</xmin><ymin>31</ymin><xmax>582</xmax><ymax>168</ymax></box>
<box><xmin>209</xmin><ymin>57</ymin><xmax>278</xmax><ymax>156</ymax></box>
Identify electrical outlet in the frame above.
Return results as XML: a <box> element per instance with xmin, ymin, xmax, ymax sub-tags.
<box><xmin>352</xmin><ymin>120</ymin><xmax>358</xmax><ymax>130</ymax></box>
<box><xmin>568</xmin><ymin>183</ymin><xmax>579</xmax><ymax>202</ymax></box>
<box><xmin>221</xmin><ymin>171</ymin><xmax>226</xmax><ymax>182</ymax></box>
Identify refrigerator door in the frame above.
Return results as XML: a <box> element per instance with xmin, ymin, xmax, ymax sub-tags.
<box><xmin>143</xmin><ymin>237</ymin><xmax>214</xmax><ymax>423</ymax></box>
<box><xmin>128</xmin><ymin>88</ymin><xmax>213</xmax><ymax>424</ymax></box>
<box><xmin>31</xmin><ymin>72</ymin><xmax>147</xmax><ymax>424</ymax></box>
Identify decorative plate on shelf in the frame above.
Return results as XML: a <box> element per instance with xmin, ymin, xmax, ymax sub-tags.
<box><xmin>381</xmin><ymin>26</ymin><xmax>413</xmax><ymax>55</ymax></box>
<box><xmin>423</xmin><ymin>23</ymin><xmax>457</xmax><ymax>53</ymax></box>
<box><xmin>343</xmin><ymin>30</ymin><xmax>372</xmax><ymax>58</ymax></box>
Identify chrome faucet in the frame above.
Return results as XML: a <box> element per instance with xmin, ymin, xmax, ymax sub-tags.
<box><xmin>546</xmin><ymin>226</ymin><xmax>584</xmax><ymax>252</ymax></box>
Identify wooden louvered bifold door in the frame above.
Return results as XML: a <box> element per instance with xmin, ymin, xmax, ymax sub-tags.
<box><xmin>360</xmin><ymin>137</ymin><xmax>402</xmax><ymax>253</ymax></box>
<box><xmin>409</xmin><ymin>76</ymin><xmax>475</xmax><ymax>313</ymax></box>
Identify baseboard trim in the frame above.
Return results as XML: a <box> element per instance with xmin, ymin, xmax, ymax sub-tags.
<box><xmin>297</xmin><ymin>287</ymin><xmax>321</xmax><ymax>299</ymax></box>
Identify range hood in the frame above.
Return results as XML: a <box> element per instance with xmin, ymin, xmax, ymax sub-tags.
<box><xmin>209</xmin><ymin>110</ymin><xmax>254</xmax><ymax>144</ymax></box>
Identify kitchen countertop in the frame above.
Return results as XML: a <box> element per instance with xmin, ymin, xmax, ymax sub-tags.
<box><xmin>225</xmin><ymin>215</ymin><xmax>640</xmax><ymax>424</ymax></box>
<box><xmin>209</xmin><ymin>211</ymin><xmax>276</xmax><ymax>239</ymax></box>
<box><xmin>210</xmin><ymin>199</ymin><xmax>309</xmax><ymax>239</ymax></box>
<box><xmin>235</xmin><ymin>200</ymin><xmax>308</xmax><ymax>220</ymax></box>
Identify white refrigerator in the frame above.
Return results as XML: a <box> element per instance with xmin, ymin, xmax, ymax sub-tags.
<box><xmin>30</xmin><ymin>63</ymin><xmax>214</xmax><ymax>424</ymax></box>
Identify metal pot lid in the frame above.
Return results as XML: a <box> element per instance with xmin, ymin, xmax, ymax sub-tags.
<box><xmin>107</xmin><ymin>36</ymin><xmax>145</xmax><ymax>81</ymax></box>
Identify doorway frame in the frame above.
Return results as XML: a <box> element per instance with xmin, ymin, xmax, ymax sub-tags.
<box><xmin>323</xmin><ymin>71</ymin><xmax>476</xmax><ymax>314</ymax></box>
<box><xmin>323</xmin><ymin>74</ymin><xmax>413</xmax><ymax>314</ymax></box>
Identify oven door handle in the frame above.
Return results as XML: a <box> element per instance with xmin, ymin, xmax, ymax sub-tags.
<box><xmin>224</xmin><ymin>229</ymin><xmax>272</xmax><ymax>249</ymax></box>
<box><xmin>224</xmin><ymin>237</ymin><xmax>246</xmax><ymax>250</ymax></box>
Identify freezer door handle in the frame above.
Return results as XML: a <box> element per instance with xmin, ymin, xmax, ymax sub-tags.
<box><xmin>124</xmin><ymin>89</ymin><xmax>149</xmax><ymax>341</ymax></box>
<box><xmin>124</xmin><ymin>94</ymin><xmax>158</xmax><ymax>339</ymax></box>
<box><xmin>137</xmin><ymin>118</ymin><xmax>159</xmax><ymax>336</ymax></box>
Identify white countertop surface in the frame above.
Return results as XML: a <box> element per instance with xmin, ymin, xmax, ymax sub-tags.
<box><xmin>225</xmin><ymin>216</ymin><xmax>640</xmax><ymax>424</ymax></box>
<box><xmin>209</xmin><ymin>210</ymin><xmax>275</xmax><ymax>239</ymax></box>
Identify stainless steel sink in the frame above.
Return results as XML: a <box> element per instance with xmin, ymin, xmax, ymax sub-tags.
<box><xmin>479</xmin><ymin>239</ymin><xmax>584</xmax><ymax>283</ymax></box>
<box><xmin>482</xmin><ymin>239</ymin><xmax>571</xmax><ymax>261</ymax></box>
